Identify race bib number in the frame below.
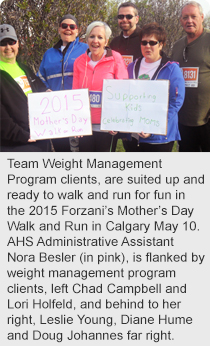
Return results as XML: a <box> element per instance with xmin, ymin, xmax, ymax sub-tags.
<box><xmin>181</xmin><ymin>67</ymin><xmax>199</xmax><ymax>88</ymax></box>
<box><xmin>89</xmin><ymin>91</ymin><xmax>102</xmax><ymax>108</ymax></box>
<box><xmin>14</xmin><ymin>75</ymin><xmax>32</xmax><ymax>94</ymax></box>
<box><xmin>122</xmin><ymin>55</ymin><xmax>133</xmax><ymax>67</ymax></box>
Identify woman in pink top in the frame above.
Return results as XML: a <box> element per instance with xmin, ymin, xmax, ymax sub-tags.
<box><xmin>73</xmin><ymin>21</ymin><xmax>128</xmax><ymax>152</ymax></box>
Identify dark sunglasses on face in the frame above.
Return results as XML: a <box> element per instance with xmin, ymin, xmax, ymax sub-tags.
<box><xmin>117</xmin><ymin>14</ymin><xmax>135</xmax><ymax>20</ymax></box>
<box><xmin>141</xmin><ymin>40</ymin><xmax>160</xmax><ymax>46</ymax></box>
<box><xmin>60</xmin><ymin>23</ymin><xmax>77</xmax><ymax>30</ymax></box>
<box><xmin>0</xmin><ymin>39</ymin><xmax>17</xmax><ymax>46</ymax></box>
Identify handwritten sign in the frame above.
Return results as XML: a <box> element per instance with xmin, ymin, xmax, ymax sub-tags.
<box><xmin>101</xmin><ymin>79</ymin><xmax>169</xmax><ymax>135</ymax></box>
<box><xmin>28</xmin><ymin>89</ymin><xmax>92</xmax><ymax>140</ymax></box>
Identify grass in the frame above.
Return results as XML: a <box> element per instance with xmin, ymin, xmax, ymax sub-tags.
<box><xmin>116</xmin><ymin>139</ymin><xmax>126</xmax><ymax>152</ymax></box>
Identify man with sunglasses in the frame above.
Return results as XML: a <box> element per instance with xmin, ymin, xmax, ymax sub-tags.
<box><xmin>172</xmin><ymin>2</ymin><xmax>210</xmax><ymax>152</ymax></box>
<box><xmin>110</xmin><ymin>2</ymin><xmax>141</xmax><ymax>151</ymax></box>
<box><xmin>110</xmin><ymin>2</ymin><xmax>141</xmax><ymax>65</ymax></box>
<box><xmin>0</xmin><ymin>24</ymin><xmax>51</xmax><ymax>152</ymax></box>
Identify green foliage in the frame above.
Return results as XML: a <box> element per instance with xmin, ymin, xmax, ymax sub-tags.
<box><xmin>0</xmin><ymin>0</ymin><xmax>190</xmax><ymax>71</ymax></box>
<box><xmin>0</xmin><ymin>0</ymin><xmax>107</xmax><ymax>72</ymax></box>
<box><xmin>204</xmin><ymin>12</ymin><xmax>210</xmax><ymax>29</ymax></box>
<box><xmin>134</xmin><ymin>0</ymin><xmax>186</xmax><ymax>56</ymax></box>
<box><xmin>106</xmin><ymin>0</ymin><xmax>121</xmax><ymax>38</ymax></box>
<box><xmin>107</xmin><ymin>0</ymin><xmax>187</xmax><ymax>56</ymax></box>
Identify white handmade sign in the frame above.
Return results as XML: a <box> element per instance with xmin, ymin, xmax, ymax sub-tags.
<box><xmin>28</xmin><ymin>89</ymin><xmax>92</xmax><ymax>140</ymax></box>
<box><xmin>101</xmin><ymin>79</ymin><xmax>169</xmax><ymax>135</ymax></box>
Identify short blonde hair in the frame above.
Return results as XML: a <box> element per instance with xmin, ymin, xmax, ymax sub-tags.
<box><xmin>86</xmin><ymin>21</ymin><xmax>112</xmax><ymax>41</ymax></box>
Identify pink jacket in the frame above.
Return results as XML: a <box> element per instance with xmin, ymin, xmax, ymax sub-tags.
<box><xmin>73</xmin><ymin>48</ymin><xmax>128</xmax><ymax>124</ymax></box>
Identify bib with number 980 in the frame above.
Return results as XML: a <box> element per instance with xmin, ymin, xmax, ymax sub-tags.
<box><xmin>89</xmin><ymin>91</ymin><xmax>102</xmax><ymax>108</ymax></box>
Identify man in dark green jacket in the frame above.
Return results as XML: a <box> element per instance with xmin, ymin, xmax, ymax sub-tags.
<box><xmin>172</xmin><ymin>2</ymin><xmax>210</xmax><ymax>152</ymax></box>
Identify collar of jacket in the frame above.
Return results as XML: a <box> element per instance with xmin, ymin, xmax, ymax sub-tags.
<box><xmin>120</xmin><ymin>26</ymin><xmax>141</xmax><ymax>39</ymax></box>
<box><xmin>134</xmin><ymin>51</ymin><xmax>171</xmax><ymax>79</ymax></box>
<box><xmin>53</xmin><ymin>37</ymin><xmax>79</xmax><ymax>52</ymax></box>
<box><xmin>86</xmin><ymin>46</ymin><xmax>113</xmax><ymax>59</ymax></box>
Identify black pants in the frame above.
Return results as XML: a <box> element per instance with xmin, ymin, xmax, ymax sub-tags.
<box><xmin>1</xmin><ymin>140</ymin><xmax>51</xmax><ymax>152</ymax></box>
<box><xmin>111</xmin><ymin>134</ymin><xmax>134</xmax><ymax>152</ymax></box>
<box><xmin>79</xmin><ymin>132</ymin><xmax>114</xmax><ymax>152</ymax></box>
<box><xmin>139</xmin><ymin>141</ymin><xmax>174</xmax><ymax>152</ymax></box>
<box><xmin>179</xmin><ymin>120</ymin><xmax>210</xmax><ymax>152</ymax></box>
<box><xmin>118</xmin><ymin>137</ymin><xmax>174</xmax><ymax>152</ymax></box>
<box><xmin>52</xmin><ymin>137</ymin><xmax>71</xmax><ymax>152</ymax></box>
<box><xmin>122</xmin><ymin>137</ymin><xmax>141</xmax><ymax>152</ymax></box>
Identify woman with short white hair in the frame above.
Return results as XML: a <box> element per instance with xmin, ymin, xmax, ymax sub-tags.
<box><xmin>73</xmin><ymin>21</ymin><xmax>128</xmax><ymax>152</ymax></box>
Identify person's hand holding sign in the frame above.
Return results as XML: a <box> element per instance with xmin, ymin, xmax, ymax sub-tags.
<box><xmin>138</xmin><ymin>131</ymin><xmax>151</xmax><ymax>139</ymax></box>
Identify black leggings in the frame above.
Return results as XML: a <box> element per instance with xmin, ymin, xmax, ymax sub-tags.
<box><xmin>139</xmin><ymin>141</ymin><xmax>174</xmax><ymax>152</ymax></box>
<box><xmin>121</xmin><ymin>137</ymin><xmax>174</xmax><ymax>152</ymax></box>
<box><xmin>1</xmin><ymin>140</ymin><xmax>51</xmax><ymax>152</ymax></box>
<box><xmin>179</xmin><ymin>120</ymin><xmax>210</xmax><ymax>152</ymax></box>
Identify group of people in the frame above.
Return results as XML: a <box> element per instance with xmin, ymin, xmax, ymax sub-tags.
<box><xmin>1</xmin><ymin>1</ymin><xmax>209</xmax><ymax>152</ymax></box>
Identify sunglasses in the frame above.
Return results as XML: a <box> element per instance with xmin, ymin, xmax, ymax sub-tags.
<box><xmin>60</xmin><ymin>23</ymin><xmax>77</xmax><ymax>30</ymax></box>
<box><xmin>141</xmin><ymin>40</ymin><xmax>160</xmax><ymax>46</ymax></box>
<box><xmin>0</xmin><ymin>39</ymin><xmax>17</xmax><ymax>47</ymax></box>
<box><xmin>117</xmin><ymin>14</ymin><xmax>135</xmax><ymax>20</ymax></box>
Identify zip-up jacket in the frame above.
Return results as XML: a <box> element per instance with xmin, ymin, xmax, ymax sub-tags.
<box><xmin>127</xmin><ymin>53</ymin><xmax>185</xmax><ymax>143</ymax></box>
<box><xmin>73</xmin><ymin>48</ymin><xmax>128</xmax><ymax>124</ymax></box>
<box><xmin>110</xmin><ymin>26</ymin><xmax>141</xmax><ymax>62</ymax></box>
<box><xmin>37</xmin><ymin>37</ymin><xmax>88</xmax><ymax>91</ymax></box>
<box><xmin>1</xmin><ymin>62</ymin><xmax>47</xmax><ymax>146</ymax></box>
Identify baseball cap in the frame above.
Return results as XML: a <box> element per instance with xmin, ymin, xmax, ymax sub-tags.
<box><xmin>59</xmin><ymin>14</ymin><xmax>78</xmax><ymax>27</ymax></box>
<box><xmin>0</xmin><ymin>24</ymin><xmax>18</xmax><ymax>42</ymax></box>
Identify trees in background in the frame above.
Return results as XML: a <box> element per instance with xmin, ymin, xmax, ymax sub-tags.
<box><xmin>106</xmin><ymin>0</ymin><xmax>186</xmax><ymax>55</ymax></box>
<box><xmin>0</xmin><ymin>0</ymin><xmax>107</xmax><ymax>71</ymax></box>
<box><xmin>1</xmin><ymin>0</ymin><xmax>209</xmax><ymax>72</ymax></box>
<box><xmin>137</xmin><ymin>0</ymin><xmax>186</xmax><ymax>54</ymax></box>
<box><xmin>204</xmin><ymin>12</ymin><xmax>210</xmax><ymax>29</ymax></box>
